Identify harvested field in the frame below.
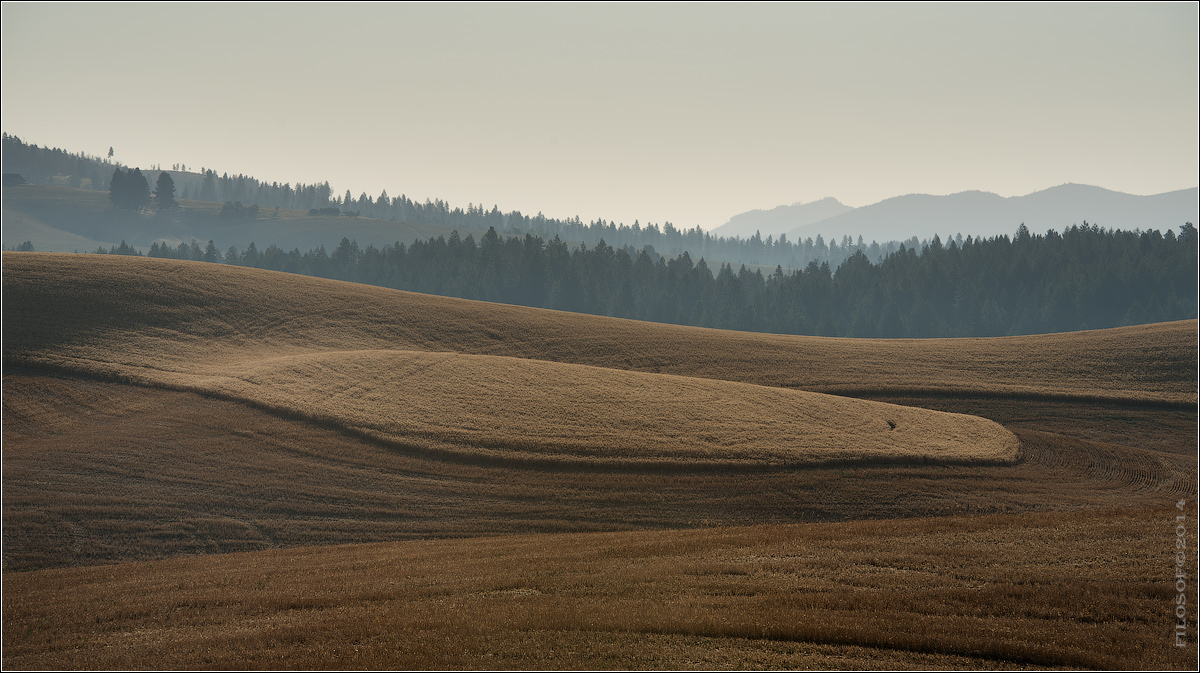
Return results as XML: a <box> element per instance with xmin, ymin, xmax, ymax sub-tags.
<box><xmin>3</xmin><ymin>507</ymin><xmax>1194</xmax><ymax>670</ymax></box>
<box><xmin>118</xmin><ymin>348</ymin><xmax>1018</xmax><ymax>465</ymax></box>
<box><xmin>2</xmin><ymin>253</ymin><xmax>1020</xmax><ymax>467</ymax></box>
<box><xmin>3</xmin><ymin>251</ymin><xmax>1196</xmax><ymax>669</ymax></box>
<box><xmin>3</xmin><ymin>372</ymin><xmax>1192</xmax><ymax>571</ymax></box>
<box><xmin>4</xmin><ymin>253</ymin><xmax>1195</xmax><ymax>405</ymax></box>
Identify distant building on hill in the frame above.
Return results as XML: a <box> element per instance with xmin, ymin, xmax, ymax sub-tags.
<box><xmin>3</xmin><ymin>173</ymin><xmax>28</xmax><ymax>186</ymax></box>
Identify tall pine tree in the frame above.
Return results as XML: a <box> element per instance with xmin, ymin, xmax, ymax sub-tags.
<box><xmin>154</xmin><ymin>171</ymin><xmax>177</xmax><ymax>209</ymax></box>
<box><xmin>108</xmin><ymin>167</ymin><xmax>151</xmax><ymax>210</ymax></box>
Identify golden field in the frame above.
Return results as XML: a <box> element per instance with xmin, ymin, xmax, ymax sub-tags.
<box><xmin>3</xmin><ymin>507</ymin><xmax>1195</xmax><ymax>670</ymax></box>
<box><xmin>4</xmin><ymin>253</ymin><xmax>1194</xmax><ymax>405</ymax></box>
<box><xmin>2</xmin><ymin>253</ymin><xmax>1020</xmax><ymax>466</ymax></box>
<box><xmin>3</xmin><ymin>371</ymin><xmax>1193</xmax><ymax>571</ymax></box>
<box><xmin>3</xmin><ymin>251</ymin><xmax>1197</xmax><ymax>669</ymax></box>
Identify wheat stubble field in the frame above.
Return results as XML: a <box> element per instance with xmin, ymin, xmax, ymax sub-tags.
<box><xmin>2</xmin><ymin>252</ymin><xmax>1197</xmax><ymax>669</ymax></box>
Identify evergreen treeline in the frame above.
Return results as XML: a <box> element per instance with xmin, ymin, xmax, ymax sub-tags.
<box><xmin>2</xmin><ymin>132</ymin><xmax>115</xmax><ymax>189</ymax></box>
<box><xmin>9</xmin><ymin>131</ymin><xmax>1198</xmax><ymax>315</ymax></box>
<box><xmin>108</xmin><ymin>167</ymin><xmax>151</xmax><ymax>210</ymax></box>
<box><xmin>2</xmin><ymin>132</ymin><xmax>907</xmax><ymax>270</ymax></box>
<box><xmin>136</xmin><ymin>222</ymin><xmax>1197</xmax><ymax>337</ymax></box>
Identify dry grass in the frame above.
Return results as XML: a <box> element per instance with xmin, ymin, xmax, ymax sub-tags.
<box><xmin>4</xmin><ymin>253</ymin><xmax>1195</xmax><ymax>405</ymax></box>
<box><xmin>4</xmin><ymin>372</ymin><xmax>1193</xmax><ymax>572</ymax></box>
<box><xmin>156</xmin><ymin>348</ymin><xmax>1017</xmax><ymax>465</ymax></box>
<box><xmin>3</xmin><ymin>252</ymin><xmax>1196</xmax><ymax>669</ymax></box>
<box><xmin>2</xmin><ymin>252</ymin><xmax>1023</xmax><ymax>466</ymax></box>
<box><xmin>3</xmin><ymin>507</ymin><xmax>1194</xmax><ymax>670</ymax></box>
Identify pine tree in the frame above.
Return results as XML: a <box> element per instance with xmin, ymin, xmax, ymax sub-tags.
<box><xmin>128</xmin><ymin>168</ymin><xmax>151</xmax><ymax>209</ymax></box>
<box><xmin>199</xmin><ymin>170</ymin><xmax>216</xmax><ymax>201</ymax></box>
<box><xmin>108</xmin><ymin>167</ymin><xmax>151</xmax><ymax>210</ymax></box>
<box><xmin>108</xmin><ymin>167</ymin><xmax>126</xmax><ymax>207</ymax></box>
<box><xmin>154</xmin><ymin>171</ymin><xmax>177</xmax><ymax>209</ymax></box>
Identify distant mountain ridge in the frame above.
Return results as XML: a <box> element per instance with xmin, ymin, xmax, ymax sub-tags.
<box><xmin>720</xmin><ymin>184</ymin><xmax>1199</xmax><ymax>243</ymax></box>
<box><xmin>710</xmin><ymin>197</ymin><xmax>853</xmax><ymax>239</ymax></box>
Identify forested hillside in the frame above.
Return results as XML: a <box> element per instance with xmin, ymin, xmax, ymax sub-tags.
<box><xmin>3</xmin><ymin>133</ymin><xmax>905</xmax><ymax>269</ymax></box>
<box><xmin>129</xmin><ymin>222</ymin><xmax>1197</xmax><ymax>338</ymax></box>
<box><xmin>7</xmin><ymin>132</ymin><xmax>1196</xmax><ymax>337</ymax></box>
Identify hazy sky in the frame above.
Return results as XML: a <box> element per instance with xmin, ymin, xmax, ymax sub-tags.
<box><xmin>3</xmin><ymin>2</ymin><xmax>1197</xmax><ymax>230</ymax></box>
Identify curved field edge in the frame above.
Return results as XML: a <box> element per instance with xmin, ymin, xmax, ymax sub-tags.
<box><xmin>3</xmin><ymin>507</ymin><xmax>1194</xmax><ymax>670</ymax></box>
<box><xmin>5</xmin><ymin>371</ymin><xmax>1192</xmax><ymax>572</ymax></box>
<box><xmin>3</xmin><ymin>351</ymin><xmax>1020</xmax><ymax>467</ymax></box>
<box><xmin>4</xmin><ymin>253</ymin><xmax>1196</xmax><ymax>406</ymax></box>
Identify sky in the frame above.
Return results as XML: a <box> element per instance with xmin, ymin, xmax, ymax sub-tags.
<box><xmin>2</xmin><ymin>2</ymin><xmax>1197</xmax><ymax>230</ymax></box>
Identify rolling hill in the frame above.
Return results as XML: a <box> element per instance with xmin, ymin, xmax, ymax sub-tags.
<box><xmin>5</xmin><ymin>506</ymin><xmax>1192</xmax><ymax>670</ymax></box>
<box><xmin>3</xmin><ymin>251</ymin><xmax>1196</xmax><ymax>669</ymax></box>
<box><xmin>3</xmin><ymin>252</ymin><xmax>1023</xmax><ymax>467</ymax></box>
<box><xmin>5</xmin><ymin>253</ymin><xmax>1193</xmax><ymax>406</ymax></box>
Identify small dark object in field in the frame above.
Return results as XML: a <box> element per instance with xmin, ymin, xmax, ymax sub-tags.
<box><xmin>886</xmin><ymin>419</ymin><xmax>897</xmax><ymax>430</ymax></box>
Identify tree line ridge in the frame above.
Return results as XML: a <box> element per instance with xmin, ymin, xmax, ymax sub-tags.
<box><xmin>5</xmin><ymin>131</ymin><xmax>1196</xmax><ymax>338</ymax></box>
<box><xmin>96</xmin><ymin>222</ymin><xmax>1195</xmax><ymax>338</ymax></box>
<box><xmin>0</xmin><ymin>132</ymin><xmax>941</xmax><ymax>270</ymax></box>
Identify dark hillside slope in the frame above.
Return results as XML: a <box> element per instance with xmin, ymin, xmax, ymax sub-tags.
<box><xmin>3</xmin><ymin>252</ymin><xmax>1022</xmax><ymax>468</ymax></box>
<box><xmin>2</xmin><ymin>184</ymin><xmax>482</xmax><ymax>254</ymax></box>
<box><xmin>4</xmin><ymin>252</ymin><xmax>1195</xmax><ymax>405</ymax></box>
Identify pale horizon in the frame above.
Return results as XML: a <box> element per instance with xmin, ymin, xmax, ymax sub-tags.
<box><xmin>3</xmin><ymin>2</ymin><xmax>1197</xmax><ymax>230</ymax></box>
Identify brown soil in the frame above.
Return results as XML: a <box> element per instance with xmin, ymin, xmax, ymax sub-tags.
<box><xmin>4</xmin><ymin>371</ymin><xmax>1193</xmax><ymax>573</ymax></box>
<box><xmin>3</xmin><ymin>252</ymin><xmax>1196</xmax><ymax>669</ymax></box>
